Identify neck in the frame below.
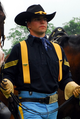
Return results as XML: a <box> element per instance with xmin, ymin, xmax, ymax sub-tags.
<box><xmin>30</xmin><ymin>32</ymin><xmax>46</xmax><ymax>38</ymax></box>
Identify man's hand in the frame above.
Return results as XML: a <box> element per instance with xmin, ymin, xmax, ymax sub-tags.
<box><xmin>0</xmin><ymin>78</ymin><xmax>14</xmax><ymax>98</ymax></box>
<box><xmin>73</xmin><ymin>86</ymin><xmax>80</xmax><ymax>98</ymax></box>
<box><xmin>64</xmin><ymin>81</ymin><xmax>79</xmax><ymax>100</ymax></box>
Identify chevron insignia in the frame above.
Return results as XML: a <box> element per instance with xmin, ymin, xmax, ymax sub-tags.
<box><xmin>64</xmin><ymin>59</ymin><xmax>70</xmax><ymax>67</ymax></box>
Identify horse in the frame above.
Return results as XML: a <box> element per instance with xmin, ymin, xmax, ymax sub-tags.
<box><xmin>0</xmin><ymin>2</ymin><xmax>15</xmax><ymax>119</ymax></box>
<box><xmin>49</xmin><ymin>27</ymin><xmax>80</xmax><ymax>119</ymax></box>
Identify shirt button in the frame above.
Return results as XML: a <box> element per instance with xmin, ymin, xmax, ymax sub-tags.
<box><xmin>29</xmin><ymin>91</ymin><xmax>32</xmax><ymax>95</ymax></box>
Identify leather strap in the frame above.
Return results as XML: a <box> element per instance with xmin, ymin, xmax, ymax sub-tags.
<box><xmin>19</xmin><ymin>93</ymin><xmax>58</xmax><ymax>104</ymax></box>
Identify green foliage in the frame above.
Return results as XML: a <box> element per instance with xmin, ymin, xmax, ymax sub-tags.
<box><xmin>3</xmin><ymin>25</ymin><xmax>29</xmax><ymax>56</ymax></box>
<box><xmin>46</xmin><ymin>23</ymin><xmax>55</xmax><ymax>34</ymax></box>
<box><xmin>3</xmin><ymin>48</ymin><xmax>11</xmax><ymax>58</ymax></box>
<box><xmin>7</xmin><ymin>25</ymin><xmax>29</xmax><ymax>46</ymax></box>
<box><xmin>63</xmin><ymin>17</ymin><xmax>80</xmax><ymax>35</ymax></box>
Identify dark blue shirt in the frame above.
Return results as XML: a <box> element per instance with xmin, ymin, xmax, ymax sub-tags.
<box><xmin>3</xmin><ymin>35</ymin><xmax>73</xmax><ymax>93</ymax></box>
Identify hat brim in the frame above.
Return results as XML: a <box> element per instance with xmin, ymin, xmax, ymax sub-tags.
<box><xmin>14</xmin><ymin>12</ymin><xmax>56</xmax><ymax>26</ymax></box>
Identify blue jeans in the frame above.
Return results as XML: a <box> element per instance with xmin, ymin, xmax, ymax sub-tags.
<box><xmin>18</xmin><ymin>91</ymin><xmax>58</xmax><ymax>119</ymax></box>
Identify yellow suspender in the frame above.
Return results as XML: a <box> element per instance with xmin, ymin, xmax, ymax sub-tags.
<box><xmin>20</xmin><ymin>40</ymin><xmax>62</xmax><ymax>83</ymax></box>
<box><xmin>51</xmin><ymin>42</ymin><xmax>62</xmax><ymax>82</ymax></box>
<box><xmin>20</xmin><ymin>40</ymin><xmax>31</xmax><ymax>84</ymax></box>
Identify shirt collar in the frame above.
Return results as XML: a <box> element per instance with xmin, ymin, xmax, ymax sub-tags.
<box><xmin>27</xmin><ymin>34</ymin><xmax>51</xmax><ymax>46</ymax></box>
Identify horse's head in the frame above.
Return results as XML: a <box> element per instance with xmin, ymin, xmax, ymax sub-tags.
<box><xmin>0</xmin><ymin>2</ymin><xmax>6</xmax><ymax>47</ymax></box>
<box><xmin>49</xmin><ymin>27</ymin><xmax>68</xmax><ymax>43</ymax></box>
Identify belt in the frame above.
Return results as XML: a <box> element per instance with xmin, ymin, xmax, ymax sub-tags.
<box><xmin>19</xmin><ymin>93</ymin><xmax>58</xmax><ymax>104</ymax></box>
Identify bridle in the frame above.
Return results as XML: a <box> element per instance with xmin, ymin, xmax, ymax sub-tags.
<box><xmin>10</xmin><ymin>92</ymin><xmax>76</xmax><ymax>115</ymax></box>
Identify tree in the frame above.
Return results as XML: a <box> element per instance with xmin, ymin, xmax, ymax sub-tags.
<box><xmin>7</xmin><ymin>25</ymin><xmax>29</xmax><ymax>46</ymax></box>
<box><xmin>47</xmin><ymin>23</ymin><xmax>55</xmax><ymax>35</ymax></box>
<box><xmin>4</xmin><ymin>25</ymin><xmax>29</xmax><ymax>56</ymax></box>
<box><xmin>63</xmin><ymin>17</ymin><xmax>80</xmax><ymax>35</ymax></box>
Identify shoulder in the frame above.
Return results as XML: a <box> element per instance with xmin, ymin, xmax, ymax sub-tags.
<box><xmin>9</xmin><ymin>43</ymin><xmax>22</xmax><ymax>59</ymax></box>
<box><xmin>51</xmin><ymin>41</ymin><xmax>63</xmax><ymax>52</ymax></box>
<box><xmin>11</xmin><ymin>43</ymin><xmax>20</xmax><ymax>53</ymax></box>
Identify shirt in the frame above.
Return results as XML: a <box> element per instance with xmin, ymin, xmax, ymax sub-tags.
<box><xmin>3</xmin><ymin>35</ymin><xmax>73</xmax><ymax>93</ymax></box>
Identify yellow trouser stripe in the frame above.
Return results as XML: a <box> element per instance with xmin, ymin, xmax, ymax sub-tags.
<box><xmin>18</xmin><ymin>103</ymin><xmax>24</xmax><ymax>119</ymax></box>
<box><xmin>4</xmin><ymin>60</ymin><xmax>18</xmax><ymax>69</ymax></box>
<box><xmin>20</xmin><ymin>40</ymin><xmax>31</xmax><ymax>84</ymax></box>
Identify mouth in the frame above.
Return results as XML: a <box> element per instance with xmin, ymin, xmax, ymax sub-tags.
<box><xmin>40</xmin><ymin>26</ymin><xmax>46</xmax><ymax>28</ymax></box>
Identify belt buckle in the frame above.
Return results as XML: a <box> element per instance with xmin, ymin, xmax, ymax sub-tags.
<box><xmin>49</xmin><ymin>94</ymin><xmax>58</xmax><ymax>104</ymax></box>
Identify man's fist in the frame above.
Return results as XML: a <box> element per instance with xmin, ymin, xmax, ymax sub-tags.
<box><xmin>73</xmin><ymin>86</ymin><xmax>80</xmax><ymax>98</ymax></box>
<box><xmin>64</xmin><ymin>81</ymin><xmax>79</xmax><ymax>100</ymax></box>
<box><xmin>0</xmin><ymin>78</ymin><xmax>14</xmax><ymax>98</ymax></box>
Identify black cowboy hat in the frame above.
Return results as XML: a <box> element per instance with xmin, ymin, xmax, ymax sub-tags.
<box><xmin>49</xmin><ymin>27</ymin><xmax>68</xmax><ymax>41</ymax></box>
<box><xmin>14</xmin><ymin>4</ymin><xmax>56</xmax><ymax>26</ymax></box>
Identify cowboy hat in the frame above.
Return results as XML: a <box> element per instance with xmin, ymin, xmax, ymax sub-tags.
<box><xmin>14</xmin><ymin>4</ymin><xmax>56</xmax><ymax>26</ymax></box>
<box><xmin>49</xmin><ymin>27</ymin><xmax>68</xmax><ymax>41</ymax></box>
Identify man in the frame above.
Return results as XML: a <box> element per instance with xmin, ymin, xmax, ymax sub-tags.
<box><xmin>1</xmin><ymin>4</ymin><xmax>80</xmax><ymax>119</ymax></box>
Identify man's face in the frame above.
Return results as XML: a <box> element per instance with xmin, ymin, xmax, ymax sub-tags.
<box><xmin>27</xmin><ymin>16</ymin><xmax>47</xmax><ymax>37</ymax></box>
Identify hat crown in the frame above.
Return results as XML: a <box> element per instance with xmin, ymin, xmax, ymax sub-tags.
<box><xmin>26</xmin><ymin>4</ymin><xmax>45</xmax><ymax>13</ymax></box>
<box><xmin>52</xmin><ymin>27</ymin><xmax>67</xmax><ymax>35</ymax></box>
<box><xmin>49</xmin><ymin>27</ymin><xmax>67</xmax><ymax>41</ymax></box>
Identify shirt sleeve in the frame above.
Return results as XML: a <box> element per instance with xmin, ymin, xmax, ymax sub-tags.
<box><xmin>59</xmin><ymin>47</ymin><xmax>73</xmax><ymax>90</ymax></box>
<box><xmin>2</xmin><ymin>43</ymin><xmax>20</xmax><ymax>85</ymax></box>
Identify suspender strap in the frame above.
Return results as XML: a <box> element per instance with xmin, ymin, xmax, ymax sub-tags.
<box><xmin>20</xmin><ymin>40</ymin><xmax>31</xmax><ymax>84</ymax></box>
<box><xmin>51</xmin><ymin>42</ymin><xmax>63</xmax><ymax>82</ymax></box>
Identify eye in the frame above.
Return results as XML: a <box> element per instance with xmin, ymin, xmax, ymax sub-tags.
<box><xmin>33</xmin><ymin>17</ymin><xmax>47</xmax><ymax>21</ymax></box>
<box><xmin>36</xmin><ymin>18</ymin><xmax>40</xmax><ymax>21</ymax></box>
<box><xmin>43</xmin><ymin>18</ymin><xmax>47</xmax><ymax>21</ymax></box>
<box><xmin>33</xmin><ymin>18</ymin><xmax>40</xmax><ymax>21</ymax></box>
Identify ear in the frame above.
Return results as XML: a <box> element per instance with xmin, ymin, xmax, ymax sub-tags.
<box><xmin>27</xmin><ymin>22</ymin><xmax>31</xmax><ymax>29</ymax></box>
